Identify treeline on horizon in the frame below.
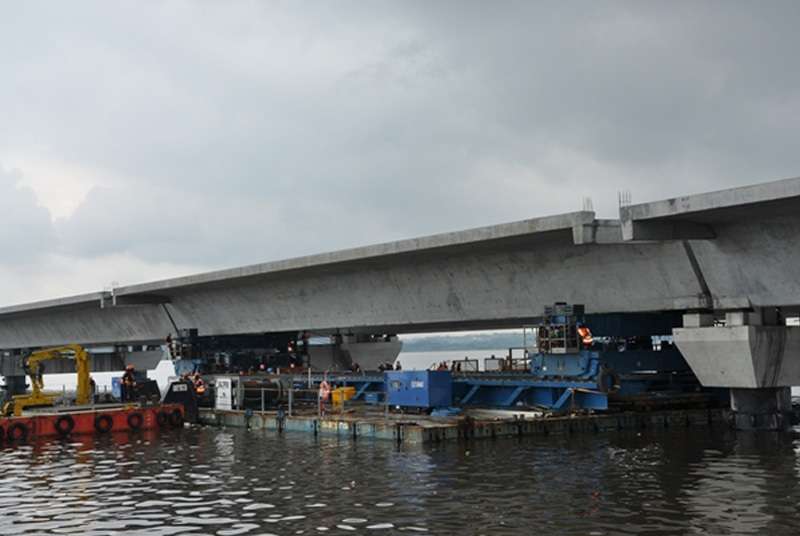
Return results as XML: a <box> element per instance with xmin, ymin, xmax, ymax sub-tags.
<box><xmin>400</xmin><ymin>332</ymin><xmax>526</xmax><ymax>352</ymax></box>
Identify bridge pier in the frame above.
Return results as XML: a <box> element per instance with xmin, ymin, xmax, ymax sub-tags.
<box><xmin>674</xmin><ymin>310</ymin><xmax>800</xmax><ymax>431</ymax></box>
<box><xmin>730</xmin><ymin>387</ymin><xmax>792</xmax><ymax>431</ymax></box>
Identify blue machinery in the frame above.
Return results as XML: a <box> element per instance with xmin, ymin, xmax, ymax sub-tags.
<box><xmin>213</xmin><ymin>304</ymin><xmax>706</xmax><ymax>413</ymax></box>
<box><xmin>266</xmin><ymin>303</ymin><xmax>705</xmax><ymax>413</ymax></box>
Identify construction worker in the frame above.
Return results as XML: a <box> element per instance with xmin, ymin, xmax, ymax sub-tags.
<box><xmin>577</xmin><ymin>324</ymin><xmax>593</xmax><ymax>348</ymax></box>
<box><xmin>166</xmin><ymin>333</ymin><xmax>175</xmax><ymax>359</ymax></box>
<box><xmin>192</xmin><ymin>373</ymin><xmax>206</xmax><ymax>396</ymax></box>
<box><xmin>121</xmin><ymin>365</ymin><xmax>136</xmax><ymax>402</ymax></box>
<box><xmin>318</xmin><ymin>378</ymin><xmax>331</xmax><ymax>415</ymax></box>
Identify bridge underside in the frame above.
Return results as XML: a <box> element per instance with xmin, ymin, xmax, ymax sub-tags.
<box><xmin>0</xmin><ymin>350</ymin><xmax>165</xmax><ymax>378</ymax></box>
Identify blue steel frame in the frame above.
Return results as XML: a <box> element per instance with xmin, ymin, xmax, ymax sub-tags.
<box><xmin>291</xmin><ymin>372</ymin><xmax>608</xmax><ymax>411</ymax></box>
<box><xmin>452</xmin><ymin>377</ymin><xmax>607</xmax><ymax>410</ymax></box>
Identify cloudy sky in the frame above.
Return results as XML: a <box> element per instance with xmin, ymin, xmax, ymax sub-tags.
<box><xmin>2</xmin><ymin>1</ymin><xmax>799</xmax><ymax>307</ymax></box>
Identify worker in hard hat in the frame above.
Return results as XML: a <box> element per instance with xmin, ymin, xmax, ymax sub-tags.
<box><xmin>192</xmin><ymin>372</ymin><xmax>206</xmax><ymax>396</ymax></box>
<box><xmin>121</xmin><ymin>364</ymin><xmax>137</xmax><ymax>402</ymax></box>
<box><xmin>577</xmin><ymin>324</ymin><xmax>593</xmax><ymax>348</ymax></box>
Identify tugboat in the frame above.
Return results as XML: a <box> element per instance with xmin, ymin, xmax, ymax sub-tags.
<box><xmin>0</xmin><ymin>344</ymin><xmax>184</xmax><ymax>443</ymax></box>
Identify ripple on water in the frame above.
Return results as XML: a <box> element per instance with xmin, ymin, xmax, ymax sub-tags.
<box><xmin>341</xmin><ymin>518</ymin><xmax>368</xmax><ymax>524</ymax></box>
<box><xmin>366</xmin><ymin>522</ymin><xmax>395</xmax><ymax>530</ymax></box>
<box><xmin>217</xmin><ymin>522</ymin><xmax>261</xmax><ymax>535</ymax></box>
<box><xmin>243</xmin><ymin>503</ymin><xmax>275</xmax><ymax>510</ymax></box>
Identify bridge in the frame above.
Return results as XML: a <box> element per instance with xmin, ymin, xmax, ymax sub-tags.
<box><xmin>1</xmin><ymin>176</ymin><xmax>800</xmax><ymax>427</ymax></box>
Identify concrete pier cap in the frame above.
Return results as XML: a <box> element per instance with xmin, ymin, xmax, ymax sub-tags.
<box><xmin>673</xmin><ymin>309</ymin><xmax>798</xmax><ymax>430</ymax></box>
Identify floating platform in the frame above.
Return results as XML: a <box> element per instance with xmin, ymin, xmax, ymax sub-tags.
<box><xmin>199</xmin><ymin>406</ymin><xmax>727</xmax><ymax>444</ymax></box>
<box><xmin>0</xmin><ymin>403</ymin><xmax>185</xmax><ymax>443</ymax></box>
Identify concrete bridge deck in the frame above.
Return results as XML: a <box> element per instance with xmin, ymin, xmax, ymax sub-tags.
<box><xmin>0</xmin><ymin>176</ymin><xmax>799</xmax><ymax>354</ymax></box>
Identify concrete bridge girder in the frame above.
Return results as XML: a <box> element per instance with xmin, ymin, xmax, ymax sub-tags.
<box><xmin>0</xmin><ymin>304</ymin><xmax>174</xmax><ymax>351</ymax></box>
<box><xmin>0</xmin><ymin>235</ymin><xmax>706</xmax><ymax>349</ymax></box>
<box><xmin>689</xmin><ymin>215</ymin><xmax>800</xmax><ymax>311</ymax></box>
<box><xmin>162</xmin><ymin>238</ymin><xmax>704</xmax><ymax>337</ymax></box>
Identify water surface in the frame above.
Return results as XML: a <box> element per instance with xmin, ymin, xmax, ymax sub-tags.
<box><xmin>1</xmin><ymin>425</ymin><xmax>800</xmax><ymax>535</ymax></box>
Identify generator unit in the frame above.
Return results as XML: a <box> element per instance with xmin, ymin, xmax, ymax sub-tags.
<box><xmin>385</xmin><ymin>370</ymin><xmax>453</xmax><ymax>409</ymax></box>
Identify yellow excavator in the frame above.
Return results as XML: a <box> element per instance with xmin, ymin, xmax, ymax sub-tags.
<box><xmin>2</xmin><ymin>344</ymin><xmax>92</xmax><ymax>417</ymax></box>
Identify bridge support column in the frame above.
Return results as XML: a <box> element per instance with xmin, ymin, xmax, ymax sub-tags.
<box><xmin>730</xmin><ymin>387</ymin><xmax>791</xmax><ymax>431</ymax></box>
<box><xmin>674</xmin><ymin>309</ymin><xmax>800</xmax><ymax>431</ymax></box>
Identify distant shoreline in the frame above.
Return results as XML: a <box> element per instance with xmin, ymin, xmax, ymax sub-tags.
<box><xmin>400</xmin><ymin>332</ymin><xmax>526</xmax><ymax>353</ymax></box>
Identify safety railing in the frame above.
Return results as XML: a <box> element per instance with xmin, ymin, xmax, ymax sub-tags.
<box><xmin>233</xmin><ymin>384</ymin><xmax>365</xmax><ymax>418</ymax></box>
<box><xmin>484</xmin><ymin>356</ymin><xmax>530</xmax><ymax>372</ymax></box>
<box><xmin>48</xmin><ymin>384</ymin><xmax>112</xmax><ymax>407</ymax></box>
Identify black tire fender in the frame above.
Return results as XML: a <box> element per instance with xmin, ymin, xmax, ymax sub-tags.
<box><xmin>8</xmin><ymin>422</ymin><xmax>28</xmax><ymax>442</ymax></box>
<box><xmin>127</xmin><ymin>412</ymin><xmax>144</xmax><ymax>431</ymax></box>
<box><xmin>156</xmin><ymin>411</ymin><xmax>169</xmax><ymax>427</ymax></box>
<box><xmin>94</xmin><ymin>414</ymin><xmax>114</xmax><ymax>433</ymax></box>
<box><xmin>169</xmin><ymin>409</ymin><xmax>184</xmax><ymax>428</ymax></box>
<box><xmin>54</xmin><ymin>415</ymin><xmax>75</xmax><ymax>436</ymax></box>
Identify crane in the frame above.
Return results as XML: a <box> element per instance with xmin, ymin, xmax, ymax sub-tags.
<box><xmin>2</xmin><ymin>344</ymin><xmax>92</xmax><ymax>417</ymax></box>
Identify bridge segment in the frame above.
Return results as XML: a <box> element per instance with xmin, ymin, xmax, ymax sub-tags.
<box><xmin>0</xmin><ymin>210</ymin><xmax>707</xmax><ymax>352</ymax></box>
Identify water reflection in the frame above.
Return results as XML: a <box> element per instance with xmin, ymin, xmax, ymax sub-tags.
<box><xmin>1</xmin><ymin>425</ymin><xmax>800</xmax><ymax>534</ymax></box>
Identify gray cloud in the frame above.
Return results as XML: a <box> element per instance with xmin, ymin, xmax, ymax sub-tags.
<box><xmin>2</xmin><ymin>1</ymin><xmax>800</xmax><ymax>301</ymax></box>
<box><xmin>0</xmin><ymin>167</ymin><xmax>55</xmax><ymax>260</ymax></box>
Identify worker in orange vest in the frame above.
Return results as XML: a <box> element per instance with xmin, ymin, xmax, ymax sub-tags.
<box><xmin>121</xmin><ymin>365</ymin><xmax>136</xmax><ymax>401</ymax></box>
<box><xmin>192</xmin><ymin>373</ymin><xmax>206</xmax><ymax>396</ymax></box>
<box><xmin>577</xmin><ymin>324</ymin><xmax>593</xmax><ymax>348</ymax></box>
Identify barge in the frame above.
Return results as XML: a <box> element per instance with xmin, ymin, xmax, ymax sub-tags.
<box><xmin>0</xmin><ymin>403</ymin><xmax>185</xmax><ymax>442</ymax></box>
<box><xmin>0</xmin><ymin>344</ymin><xmax>187</xmax><ymax>444</ymax></box>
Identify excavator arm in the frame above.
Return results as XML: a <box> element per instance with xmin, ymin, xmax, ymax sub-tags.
<box><xmin>3</xmin><ymin>344</ymin><xmax>92</xmax><ymax>416</ymax></box>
